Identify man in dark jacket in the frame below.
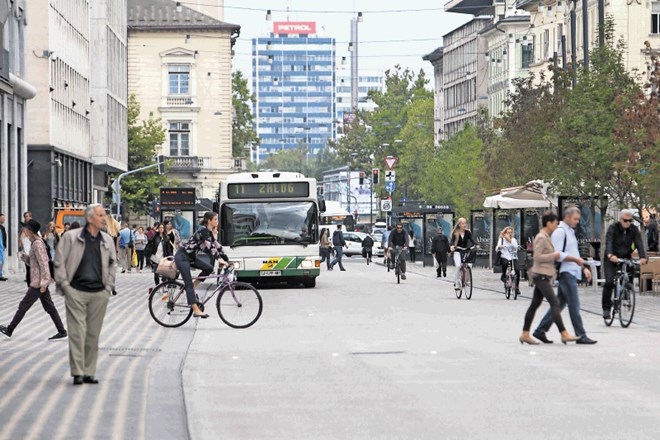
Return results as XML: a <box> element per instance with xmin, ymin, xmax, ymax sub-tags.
<box><xmin>361</xmin><ymin>234</ymin><xmax>374</xmax><ymax>263</ymax></box>
<box><xmin>645</xmin><ymin>215</ymin><xmax>658</xmax><ymax>252</ymax></box>
<box><xmin>330</xmin><ymin>224</ymin><xmax>348</xmax><ymax>271</ymax></box>
<box><xmin>388</xmin><ymin>223</ymin><xmax>408</xmax><ymax>280</ymax></box>
<box><xmin>432</xmin><ymin>226</ymin><xmax>450</xmax><ymax>277</ymax></box>
<box><xmin>602</xmin><ymin>210</ymin><xmax>648</xmax><ymax>319</ymax></box>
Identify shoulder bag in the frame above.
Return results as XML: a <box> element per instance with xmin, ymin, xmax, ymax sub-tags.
<box><xmin>156</xmin><ymin>256</ymin><xmax>178</xmax><ymax>279</ymax></box>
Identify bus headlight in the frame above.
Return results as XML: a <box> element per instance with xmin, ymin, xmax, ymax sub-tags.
<box><xmin>231</xmin><ymin>261</ymin><xmax>241</xmax><ymax>270</ymax></box>
<box><xmin>301</xmin><ymin>260</ymin><xmax>314</xmax><ymax>269</ymax></box>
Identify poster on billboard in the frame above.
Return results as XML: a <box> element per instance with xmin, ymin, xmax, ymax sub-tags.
<box><xmin>558</xmin><ymin>197</ymin><xmax>606</xmax><ymax>257</ymax></box>
<box><xmin>423</xmin><ymin>213</ymin><xmax>454</xmax><ymax>256</ymax></box>
<box><xmin>161</xmin><ymin>210</ymin><xmax>194</xmax><ymax>242</ymax></box>
<box><xmin>471</xmin><ymin>210</ymin><xmax>491</xmax><ymax>257</ymax></box>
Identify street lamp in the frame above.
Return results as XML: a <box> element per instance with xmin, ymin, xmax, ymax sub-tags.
<box><xmin>350</xmin><ymin>12</ymin><xmax>363</xmax><ymax>110</ymax></box>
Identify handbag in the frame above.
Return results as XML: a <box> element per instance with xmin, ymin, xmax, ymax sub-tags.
<box><xmin>193</xmin><ymin>252</ymin><xmax>214</xmax><ymax>270</ymax></box>
<box><xmin>156</xmin><ymin>256</ymin><xmax>178</xmax><ymax>279</ymax></box>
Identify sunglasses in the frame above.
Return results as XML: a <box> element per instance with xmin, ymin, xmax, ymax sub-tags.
<box><xmin>621</xmin><ymin>219</ymin><xmax>633</xmax><ymax>223</ymax></box>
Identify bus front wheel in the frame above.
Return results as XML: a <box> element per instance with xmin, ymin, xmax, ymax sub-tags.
<box><xmin>302</xmin><ymin>277</ymin><xmax>317</xmax><ymax>288</ymax></box>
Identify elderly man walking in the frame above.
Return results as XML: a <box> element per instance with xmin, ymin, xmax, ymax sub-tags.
<box><xmin>55</xmin><ymin>204</ymin><xmax>117</xmax><ymax>385</ymax></box>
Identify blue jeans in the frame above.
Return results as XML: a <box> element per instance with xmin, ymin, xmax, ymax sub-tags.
<box><xmin>535</xmin><ymin>272</ymin><xmax>586</xmax><ymax>337</ymax></box>
<box><xmin>331</xmin><ymin>247</ymin><xmax>345</xmax><ymax>270</ymax></box>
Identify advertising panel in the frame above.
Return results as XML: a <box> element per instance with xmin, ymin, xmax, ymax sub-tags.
<box><xmin>161</xmin><ymin>210</ymin><xmax>194</xmax><ymax>242</ymax></box>
<box><xmin>273</xmin><ymin>21</ymin><xmax>317</xmax><ymax>34</ymax></box>
<box><xmin>470</xmin><ymin>210</ymin><xmax>491</xmax><ymax>257</ymax></box>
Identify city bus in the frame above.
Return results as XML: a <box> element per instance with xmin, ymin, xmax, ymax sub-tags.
<box><xmin>218</xmin><ymin>171</ymin><xmax>324</xmax><ymax>287</ymax></box>
<box><xmin>319</xmin><ymin>200</ymin><xmax>355</xmax><ymax>237</ymax></box>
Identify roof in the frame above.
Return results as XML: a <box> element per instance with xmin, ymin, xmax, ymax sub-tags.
<box><xmin>444</xmin><ymin>0</ymin><xmax>494</xmax><ymax>15</ymax></box>
<box><xmin>422</xmin><ymin>47</ymin><xmax>444</xmax><ymax>62</ymax></box>
<box><xmin>127</xmin><ymin>0</ymin><xmax>240</xmax><ymax>32</ymax></box>
<box><xmin>478</xmin><ymin>15</ymin><xmax>530</xmax><ymax>35</ymax></box>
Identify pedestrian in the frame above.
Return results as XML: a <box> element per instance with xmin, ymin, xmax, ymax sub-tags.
<box><xmin>145</xmin><ymin>223</ymin><xmax>173</xmax><ymax>285</ymax></box>
<box><xmin>69</xmin><ymin>221</ymin><xmax>81</xmax><ymax>230</ymax></box>
<box><xmin>382</xmin><ymin>226</ymin><xmax>392</xmax><ymax>265</ymax></box>
<box><xmin>330</xmin><ymin>224</ymin><xmax>348</xmax><ymax>271</ymax></box>
<box><xmin>174</xmin><ymin>212</ymin><xmax>228</xmax><ymax>319</ymax></box>
<box><xmin>319</xmin><ymin>228</ymin><xmax>332</xmax><ymax>270</ymax></box>
<box><xmin>602</xmin><ymin>209</ymin><xmax>648</xmax><ymax>319</ymax></box>
<box><xmin>533</xmin><ymin>207</ymin><xmax>597</xmax><ymax>344</ymax></box>
<box><xmin>18</xmin><ymin>211</ymin><xmax>34</xmax><ymax>287</ymax></box>
<box><xmin>361</xmin><ymin>233</ymin><xmax>374</xmax><ymax>263</ymax></box>
<box><xmin>118</xmin><ymin>222</ymin><xmax>134</xmax><ymax>273</ymax></box>
<box><xmin>519</xmin><ymin>212</ymin><xmax>581</xmax><ymax>345</ymax></box>
<box><xmin>0</xmin><ymin>213</ymin><xmax>7</xmax><ymax>281</ymax></box>
<box><xmin>43</xmin><ymin>221</ymin><xmax>60</xmax><ymax>260</ymax></box>
<box><xmin>645</xmin><ymin>214</ymin><xmax>658</xmax><ymax>252</ymax></box>
<box><xmin>496</xmin><ymin>227</ymin><xmax>521</xmax><ymax>296</ymax></box>
<box><xmin>146</xmin><ymin>226</ymin><xmax>155</xmax><ymax>241</ymax></box>
<box><xmin>106</xmin><ymin>214</ymin><xmax>121</xmax><ymax>250</ymax></box>
<box><xmin>164</xmin><ymin>220</ymin><xmax>181</xmax><ymax>251</ymax></box>
<box><xmin>431</xmin><ymin>226</ymin><xmax>450</xmax><ymax>278</ymax></box>
<box><xmin>0</xmin><ymin>219</ymin><xmax>67</xmax><ymax>341</ymax></box>
<box><xmin>63</xmin><ymin>222</ymin><xmax>71</xmax><ymax>233</ymax></box>
<box><xmin>134</xmin><ymin>226</ymin><xmax>148</xmax><ymax>272</ymax></box>
<box><xmin>388</xmin><ymin>223</ymin><xmax>408</xmax><ymax>280</ymax></box>
<box><xmin>54</xmin><ymin>203</ymin><xmax>117</xmax><ymax>385</ymax></box>
<box><xmin>449</xmin><ymin>218</ymin><xmax>475</xmax><ymax>292</ymax></box>
<box><xmin>408</xmin><ymin>229</ymin><xmax>416</xmax><ymax>263</ymax></box>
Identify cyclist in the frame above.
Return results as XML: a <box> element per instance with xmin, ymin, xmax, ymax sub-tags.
<box><xmin>382</xmin><ymin>226</ymin><xmax>392</xmax><ymax>265</ymax></box>
<box><xmin>174</xmin><ymin>212</ymin><xmax>228</xmax><ymax>319</ymax></box>
<box><xmin>361</xmin><ymin>234</ymin><xmax>374</xmax><ymax>263</ymax></box>
<box><xmin>496</xmin><ymin>226</ymin><xmax>520</xmax><ymax>296</ymax></box>
<box><xmin>449</xmin><ymin>217</ymin><xmax>475</xmax><ymax>292</ymax></box>
<box><xmin>602</xmin><ymin>209</ymin><xmax>647</xmax><ymax>319</ymax></box>
<box><xmin>388</xmin><ymin>223</ymin><xmax>408</xmax><ymax>280</ymax></box>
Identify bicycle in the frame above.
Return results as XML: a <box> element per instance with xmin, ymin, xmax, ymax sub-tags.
<box><xmin>501</xmin><ymin>245</ymin><xmax>522</xmax><ymax>300</ymax></box>
<box><xmin>454</xmin><ymin>246</ymin><xmax>473</xmax><ymax>300</ymax></box>
<box><xmin>604</xmin><ymin>259</ymin><xmax>638</xmax><ymax>328</ymax></box>
<box><xmin>391</xmin><ymin>245</ymin><xmax>407</xmax><ymax>284</ymax></box>
<box><xmin>148</xmin><ymin>267</ymin><xmax>263</xmax><ymax>329</ymax></box>
<box><xmin>362</xmin><ymin>247</ymin><xmax>373</xmax><ymax>265</ymax></box>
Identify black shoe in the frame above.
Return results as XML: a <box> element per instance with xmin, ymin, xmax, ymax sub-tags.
<box><xmin>443</xmin><ymin>272</ymin><xmax>446</xmax><ymax>277</ymax></box>
<box><xmin>603</xmin><ymin>309</ymin><xmax>611</xmax><ymax>320</ymax></box>
<box><xmin>0</xmin><ymin>277</ymin><xmax>8</xmax><ymax>281</ymax></box>
<box><xmin>0</xmin><ymin>325</ymin><xmax>12</xmax><ymax>338</ymax></box>
<box><xmin>73</xmin><ymin>375</ymin><xmax>84</xmax><ymax>385</ymax></box>
<box><xmin>532</xmin><ymin>331</ymin><xmax>554</xmax><ymax>344</ymax></box>
<box><xmin>436</xmin><ymin>274</ymin><xmax>441</xmax><ymax>278</ymax></box>
<box><xmin>401</xmin><ymin>274</ymin><xmax>407</xmax><ymax>280</ymax></box>
<box><xmin>83</xmin><ymin>375</ymin><xmax>99</xmax><ymax>384</ymax></box>
<box><xmin>48</xmin><ymin>331</ymin><xmax>68</xmax><ymax>341</ymax></box>
<box><xmin>576</xmin><ymin>336</ymin><xmax>597</xmax><ymax>345</ymax></box>
<box><xmin>340</xmin><ymin>268</ymin><xmax>346</xmax><ymax>271</ymax></box>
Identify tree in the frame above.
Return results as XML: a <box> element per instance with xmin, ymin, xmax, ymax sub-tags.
<box><xmin>232</xmin><ymin>71</ymin><xmax>259</xmax><ymax>158</ymax></box>
<box><xmin>117</xmin><ymin>95</ymin><xmax>168</xmax><ymax>217</ymax></box>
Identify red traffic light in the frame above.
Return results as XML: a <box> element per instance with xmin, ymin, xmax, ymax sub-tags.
<box><xmin>372</xmin><ymin>168</ymin><xmax>380</xmax><ymax>184</ymax></box>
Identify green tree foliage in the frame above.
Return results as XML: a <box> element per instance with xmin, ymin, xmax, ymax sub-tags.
<box><xmin>232</xmin><ymin>71</ymin><xmax>259</xmax><ymax>157</ymax></box>
<box><xmin>118</xmin><ymin>95</ymin><xmax>168</xmax><ymax>217</ymax></box>
<box><xmin>259</xmin><ymin>144</ymin><xmax>343</xmax><ymax>181</ymax></box>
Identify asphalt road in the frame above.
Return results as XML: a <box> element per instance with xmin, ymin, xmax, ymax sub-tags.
<box><xmin>1</xmin><ymin>258</ymin><xmax>659</xmax><ymax>439</ymax></box>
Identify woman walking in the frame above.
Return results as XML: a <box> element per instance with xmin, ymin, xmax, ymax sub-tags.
<box><xmin>496</xmin><ymin>226</ymin><xmax>520</xmax><ymax>296</ymax></box>
<box><xmin>408</xmin><ymin>230</ymin><xmax>416</xmax><ymax>263</ymax></box>
<box><xmin>449</xmin><ymin>218</ymin><xmax>475</xmax><ymax>292</ymax></box>
<box><xmin>134</xmin><ymin>226</ymin><xmax>148</xmax><ymax>272</ymax></box>
<box><xmin>520</xmin><ymin>212</ymin><xmax>580</xmax><ymax>345</ymax></box>
<box><xmin>319</xmin><ymin>228</ymin><xmax>332</xmax><ymax>270</ymax></box>
<box><xmin>146</xmin><ymin>224</ymin><xmax>173</xmax><ymax>285</ymax></box>
<box><xmin>43</xmin><ymin>221</ymin><xmax>59</xmax><ymax>259</ymax></box>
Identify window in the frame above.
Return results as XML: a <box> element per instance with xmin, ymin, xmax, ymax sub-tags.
<box><xmin>168</xmin><ymin>65</ymin><xmax>190</xmax><ymax>95</ymax></box>
<box><xmin>653</xmin><ymin>3</ymin><xmax>660</xmax><ymax>34</ymax></box>
<box><xmin>521</xmin><ymin>44</ymin><xmax>533</xmax><ymax>69</ymax></box>
<box><xmin>169</xmin><ymin>121</ymin><xmax>190</xmax><ymax>156</ymax></box>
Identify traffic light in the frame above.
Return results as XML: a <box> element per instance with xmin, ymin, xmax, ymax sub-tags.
<box><xmin>157</xmin><ymin>154</ymin><xmax>165</xmax><ymax>175</ymax></box>
<box><xmin>147</xmin><ymin>199</ymin><xmax>161</xmax><ymax>218</ymax></box>
<box><xmin>372</xmin><ymin>168</ymin><xmax>380</xmax><ymax>185</ymax></box>
<box><xmin>359</xmin><ymin>171</ymin><xmax>365</xmax><ymax>185</ymax></box>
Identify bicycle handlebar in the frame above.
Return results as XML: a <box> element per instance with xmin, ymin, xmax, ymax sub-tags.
<box><xmin>616</xmin><ymin>259</ymin><xmax>639</xmax><ymax>267</ymax></box>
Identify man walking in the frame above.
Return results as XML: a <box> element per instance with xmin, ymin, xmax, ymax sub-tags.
<box><xmin>118</xmin><ymin>222</ymin><xmax>133</xmax><ymax>273</ymax></box>
<box><xmin>645</xmin><ymin>214</ymin><xmax>658</xmax><ymax>252</ymax></box>
<box><xmin>0</xmin><ymin>219</ymin><xmax>67</xmax><ymax>340</ymax></box>
<box><xmin>602</xmin><ymin>209</ymin><xmax>647</xmax><ymax>319</ymax></box>
<box><xmin>533</xmin><ymin>207</ymin><xmax>597</xmax><ymax>344</ymax></box>
<box><xmin>54</xmin><ymin>204</ymin><xmax>117</xmax><ymax>385</ymax></box>
<box><xmin>431</xmin><ymin>226</ymin><xmax>450</xmax><ymax>277</ymax></box>
<box><xmin>330</xmin><ymin>224</ymin><xmax>348</xmax><ymax>271</ymax></box>
<box><xmin>388</xmin><ymin>223</ymin><xmax>408</xmax><ymax>280</ymax></box>
<box><xmin>0</xmin><ymin>213</ymin><xmax>7</xmax><ymax>281</ymax></box>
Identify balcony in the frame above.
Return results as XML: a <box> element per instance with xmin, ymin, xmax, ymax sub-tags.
<box><xmin>167</xmin><ymin>156</ymin><xmax>210</xmax><ymax>172</ymax></box>
<box><xmin>159</xmin><ymin>96</ymin><xmax>200</xmax><ymax>112</ymax></box>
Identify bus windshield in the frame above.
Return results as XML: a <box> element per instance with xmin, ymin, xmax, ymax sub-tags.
<box><xmin>221</xmin><ymin>201</ymin><xmax>318</xmax><ymax>247</ymax></box>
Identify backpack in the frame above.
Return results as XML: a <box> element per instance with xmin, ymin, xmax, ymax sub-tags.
<box><xmin>42</xmin><ymin>239</ymin><xmax>55</xmax><ymax>279</ymax></box>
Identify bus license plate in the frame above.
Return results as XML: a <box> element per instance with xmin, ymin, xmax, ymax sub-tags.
<box><xmin>260</xmin><ymin>270</ymin><xmax>282</xmax><ymax>276</ymax></box>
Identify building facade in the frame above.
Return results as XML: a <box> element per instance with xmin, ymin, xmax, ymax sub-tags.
<box><xmin>252</xmin><ymin>22</ymin><xmax>336</xmax><ymax>161</ymax></box>
<box><xmin>25</xmin><ymin>0</ymin><xmax>128</xmax><ymax>228</ymax></box>
<box><xmin>0</xmin><ymin>0</ymin><xmax>37</xmax><ymax>271</ymax></box>
<box><xmin>335</xmin><ymin>69</ymin><xmax>383</xmax><ymax>136</ymax></box>
<box><xmin>422</xmin><ymin>47</ymin><xmax>443</xmax><ymax>145</ymax></box>
<box><xmin>128</xmin><ymin>0</ymin><xmax>240</xmax><ymax>199</ymax></box>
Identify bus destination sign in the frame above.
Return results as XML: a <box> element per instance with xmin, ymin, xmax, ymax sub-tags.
<box><xmin>160</xmin><ymin>187</ymin><xmax>196</xmax><ymax>207</ymax></box>
<box><xmin>227</xmin><ymin>182</ymin><xmax>309</xmax><ymax>199</ymax></box>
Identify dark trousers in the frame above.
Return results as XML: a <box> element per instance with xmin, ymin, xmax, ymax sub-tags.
<box><xmin>601</xmin><ymin>260</ymin><xmax>617</xmax><ymax>310</ymax></box>
<box><xmin>330</xmin><ymin>247</ymin><xmax>345</xmax><ymax>270</ymax></box>
<box><xmin>434</xmin><ymin>253</ymin><xmax>447</xmax><ymax>276</ymax></box>
<box><xmin>500</xmin><ymin>258</ymin><xmax>520</xmax><ymax>288</ymax></box>
<box><xmin>175</xmin><ymin>250</ymin><xmax>214</xmax><ymax>306</ymax></box>
<box><xmin>8</xmin><ymin>287</ymin><xmax>66</xmax><ymax>334</ymax></box>
<box><xmin>136</xmin><ymin>250</ymin><xmax>145</xmax><ymax>270</ymax></box>
<box><xmin>523</xmin><ymin>275</ymin><xmax>566</xmax><ymax>333</ymax></box>
<box><xmin>319</xmin><ymin>248</ymin><xmax>331</xmax><ymax>269</ymax></box>
<box><xmin>409</xmin><ymin>247</ymin><xmax>416</xmax><ymax>262</ymax></box>
<box><xmin>24</xmin><ymin>264</ymin><xmax>31</xmax><ymax>287</ymax></box>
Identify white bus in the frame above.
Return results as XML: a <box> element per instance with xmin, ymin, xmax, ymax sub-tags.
<box><xmin>319</xmin><ymin>200</ymin><xmax>355</xmax><ymax>237</ymax></box>
<box><xmin>218</xmin><ymin>172</ymin><xmax>323</xmax><ymax>287</ymax></box>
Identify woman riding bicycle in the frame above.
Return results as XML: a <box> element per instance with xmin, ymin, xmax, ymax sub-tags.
<box><xmin>496</xmin><ymin>226</ymin><xmax>520</xmax><ymax>296</ymax></box>
<box><xmin>174</xmin><ymin>212</ymin><xmax>228</xmax><ymax>319</ymax></box>
<box><xmin>449</xmin><ymin>218</ymin><xmax>475</xmax><ymax>292</ymax></box>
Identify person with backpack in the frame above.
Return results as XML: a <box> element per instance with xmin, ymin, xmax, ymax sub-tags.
<box><xmin>361</xmin><ymin>234</ymin><xmax>374</xmax><ymax>264</ymax></box>
<box><xmin>330</xmin><ymin>224</ymin><xmax>348</xmax><ymax>271</ymax></box>
<box><xmin>0</xmin><ymin>219</ymin><xmax>67</xmax><ymax>340</ymax></box>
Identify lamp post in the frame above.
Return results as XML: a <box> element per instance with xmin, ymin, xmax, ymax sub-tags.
<box><xmin>349</xmin><ymin>12</ymin><xmax>363</xmax><ymax>111</ymax></box>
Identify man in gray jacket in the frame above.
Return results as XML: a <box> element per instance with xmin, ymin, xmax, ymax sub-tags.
<box><xmin>55</xmin><ymin>204</ymin><xmax>117</xmax><ymax>385</ymax></box>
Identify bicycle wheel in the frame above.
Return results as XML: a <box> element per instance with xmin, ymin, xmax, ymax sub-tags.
<box><xmin>464</xmin><ymin>266</ymin><xmax>473</xmax><ymax>300</ymax></box>
<box><xmin>455</xmin><ymin>269</ymin><xmax>462</xmax><ymax>299</ymax></box>
<box><xmin>148</xmin><ymin>280</ymin><xmax>192</xmax><ymax>328</ymax></box>
<box><xmin>216</xmin><ymin>282</ymin><xmax>263</xmax><ymax>329</ymax></box>
<box><xmin>618</xmin><ymin>283</ymin><xmax>635</xmax><ymax>328</ymax></box>
<box><xmin>396</xmin><ymin>260</ymin><xmax>401</xmax><ymax>284</ymax></box>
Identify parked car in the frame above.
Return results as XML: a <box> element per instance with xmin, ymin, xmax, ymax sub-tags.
<box><xmin>343</xmin><ymin>232</ymin><xmax>384</xmax><ymax>257</ymax></box>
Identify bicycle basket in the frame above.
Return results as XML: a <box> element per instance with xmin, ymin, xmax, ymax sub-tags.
<box><xmin>462</xmin><ymin>248</ymin><xmax>477</xmax><ymax>264</ymax></box>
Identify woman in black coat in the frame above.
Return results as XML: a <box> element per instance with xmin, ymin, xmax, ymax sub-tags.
<box><xmin>145</xmin><ymin>223</ymin><xmax>174</xmax><ymax>285</ymax></box>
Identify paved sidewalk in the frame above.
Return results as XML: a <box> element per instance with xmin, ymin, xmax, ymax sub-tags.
<box><xmin>401</xmin><ymin>260</ymin><xmax>660</xmax><ymax>330</ymax></box>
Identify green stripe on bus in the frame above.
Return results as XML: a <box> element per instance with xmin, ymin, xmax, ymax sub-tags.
<box><xmin>273</xmin><ymin>257</ymin><xmax>294</xmax><ymax>270</ymax></box>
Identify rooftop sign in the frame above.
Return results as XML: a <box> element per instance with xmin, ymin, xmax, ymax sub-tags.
<box><xmin>274</xmin><ymin>21</ymin><xmax>317</xmax><ymax>34</ymax></box>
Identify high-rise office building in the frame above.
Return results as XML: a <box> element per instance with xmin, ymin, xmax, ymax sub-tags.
<box><xmin>252</xmin><ymin>22</ymin><xmax>335</xmax><ymax>162</ymax></box>
<box><xmin>335</xmin><ymin>69</ymin><xmax>384</xmax><ymax>136</ymax></box>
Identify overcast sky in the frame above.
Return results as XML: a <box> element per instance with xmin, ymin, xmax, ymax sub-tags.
<box><xmin>224</xmin><ymin>0</ymin><xmax>471</xmax><ymax>82</ymax></box>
